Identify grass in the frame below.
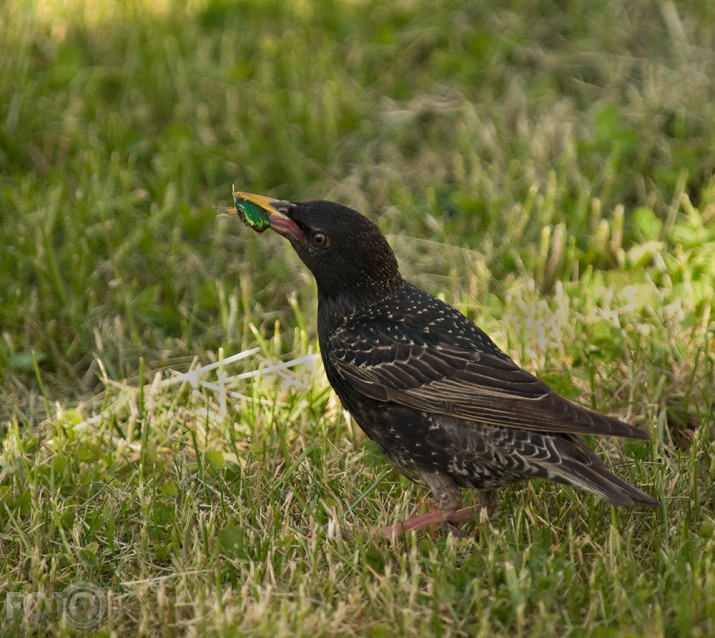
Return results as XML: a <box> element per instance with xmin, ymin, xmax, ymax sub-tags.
<box><xmin>1</xmin><ymin>0</ymin><xmax>714</xmax><ymax>635</ymax></box>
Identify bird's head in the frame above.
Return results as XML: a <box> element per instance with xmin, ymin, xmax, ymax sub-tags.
<box><xmin>234</xmin><ymin>192</ymin><xmax>402</xmax><ymax>300</ymax></box>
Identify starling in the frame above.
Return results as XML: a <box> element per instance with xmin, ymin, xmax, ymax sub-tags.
<box><xmin>234</xmin><ymin>192</ymin><xmax>657</xmax><ymax>535</ymax></box>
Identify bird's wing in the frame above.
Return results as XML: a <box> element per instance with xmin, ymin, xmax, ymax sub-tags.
<box><xmin>328</xmin><ymin>325</ymin><xmax>648</xmax><ymax>440</ymax></box>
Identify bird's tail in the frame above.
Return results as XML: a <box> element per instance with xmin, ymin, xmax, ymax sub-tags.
<box><xmin>549</xmin><ymin>436</ymin><xmax>658</xmax><ymax>507</ymax></box>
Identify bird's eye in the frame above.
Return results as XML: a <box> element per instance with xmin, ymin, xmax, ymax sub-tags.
<box><xmin>311</xmin><ymin>232</ymin><xmax>328</xmax><ymax>247</ymax></box>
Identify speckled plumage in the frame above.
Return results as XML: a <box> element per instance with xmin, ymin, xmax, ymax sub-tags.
<box><xmin>246</xmin><ymin>195</ymin><xmax>657</xmax><ymax>519</ymax></box>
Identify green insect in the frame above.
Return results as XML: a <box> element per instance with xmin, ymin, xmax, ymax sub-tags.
<box><xmin>233</xmin><ymin>189</ymin><xmax>271</xmax><ymax>233</ymax></box>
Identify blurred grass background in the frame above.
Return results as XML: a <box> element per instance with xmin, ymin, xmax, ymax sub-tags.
<box><xmin>1</xmin><ymin>0</ymin><xmax>714</xmax><ymax>636</ymax></box>
<box><xmin>3</xmin><ymin>0</ymin><xmax>714</xmax><ymax>413</ymax></box>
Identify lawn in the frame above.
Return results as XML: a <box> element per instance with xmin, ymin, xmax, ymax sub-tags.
<box><xmin>1</xmin><ymin>0</ymin><xmax>714</xmax><ymax>635</ymax></box>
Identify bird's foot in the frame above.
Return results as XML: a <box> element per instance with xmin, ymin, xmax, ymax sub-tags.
<box><xmin>342</xmin><ymin>490</ymin><xmax>497</xmax><ymax>539</ymax></box>
<box><xmin>376</xmin><ymin>505</ymin><xmax>483</xmax><ymax>538</ymax></box>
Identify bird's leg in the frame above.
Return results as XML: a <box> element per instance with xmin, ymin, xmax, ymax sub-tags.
<box><xmin>476</xmin><ymin>489</ymin><xmax>498</xmax><ymax>519</ymax></box>
<box><xmin>427</xmin><ymin>489</ymin><xmax>498</xmax><ymax>536</ymax></box>
<box><xmin>375</xmin><ymin>479</ymin><xmax>499</xmax><ymax>538</ymax></box>
<box><xmin>377</xmin><ymin>472</ymin><xmax>466</xmax><ymax>538</ymax></box>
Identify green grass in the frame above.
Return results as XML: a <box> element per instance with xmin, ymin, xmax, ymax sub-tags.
<box><xmin>1</xmin><ymin>0</ymin><xmax>714</xmax><ymax>635</ymax></box>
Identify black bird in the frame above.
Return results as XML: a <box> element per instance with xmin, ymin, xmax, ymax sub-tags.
<box><xmin>234</xmin><ymin>192</ymin><xmax>657</xmax><ymax>534</ymax></box>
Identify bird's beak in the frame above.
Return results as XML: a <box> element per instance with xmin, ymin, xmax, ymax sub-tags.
<box><xmin>232</xmin><ymin>191</ymin><xmax>305</xmax><ymax>240</ymax></box>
